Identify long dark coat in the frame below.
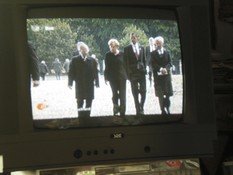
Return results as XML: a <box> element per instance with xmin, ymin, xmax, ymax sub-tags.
<box><xmin>52</xmin><ymin>60</ymin><xmax>62</xmax><ymax>74</ymax></box>
<box><xmin>28</xmin><ymin>43</ymin><xmax>40</xmax><ymax>81</ymax></box>
<box><xmin>39</xmin><ymin>63</ymin><xmax>49</xmax><ymax>74</ymax></box>
<box><xmin>68</xmin><ymin>55</ymin><xmax>99</xmax><ymax>100</ymax></box>
<box><xmin>151</xmin><ymin>49</ymin><xmax>173</xmax><ymax>97</ymax></box>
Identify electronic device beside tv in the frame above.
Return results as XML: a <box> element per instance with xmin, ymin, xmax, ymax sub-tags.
<box><xmin>0</xmin><ymin>0</ymin><xmax>216</xmax><ymax>172</ymax></box>
<box><xmin>12</xmin><ymin>159</ymin><xmax>201</xmax><ymax>175</ymax></box>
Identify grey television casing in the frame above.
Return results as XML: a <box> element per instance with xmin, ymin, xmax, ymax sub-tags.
<box><xmin>0</xmin><ymin>0</ymin><xmax>216</xmax><ymax>172</ymax></box>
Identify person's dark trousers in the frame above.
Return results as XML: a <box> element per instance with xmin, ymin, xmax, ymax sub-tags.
<box><xmin>158</xmin><ymin>95</ymin><xmax>170</xmax><ymax>115</ymax></box>
<box><xmin>163</xmin><ymin>95</ymin><xmax>170</xmax><ymax>114</ymax></box>
<box><xmin>40</xmin><ymin>73</ymin><xmax>46</xmax><ymax>80</ymax></box>
<box><xmin>55</xmin><ymin>72</ymin><xmax>61</xmax><ymax>80</ymax></box>
<box><xmin>130</xmin><ymin>76</ymin><xmax>146</xmax><ymax>115</ymax></box>
<box><xmin>110</xmin><ymin>79</ymin><xmax>126</xmax><ymax>116</ymax></box>
<box><xmin>77</xmin><ymin>99</ymin><xmax>92</xmax><ymax>117</ymax></box>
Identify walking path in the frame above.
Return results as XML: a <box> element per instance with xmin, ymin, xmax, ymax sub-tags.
<box><xmin>31</xmin><ymin>74</ymin><xmax>183</xmax><ymax>119</ymax></box>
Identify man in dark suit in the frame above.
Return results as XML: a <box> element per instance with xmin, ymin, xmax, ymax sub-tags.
<box><xmin>68</xmin><ymin>42</ymin><xmax>99</xmax><ymax>117</ymax></box>
<box><xmin>104</xmin><ymin>38</ymin><xmax>127</xmax><ymax>116</ymax></box>
<box><xmin>124</xmin><ymin>33</ymin><xmax>147</xmax><ymax>115</ymax></box>
<box><xmin>28</xmin><ymin>43</ymin><xmax>40</xmax><ymax>87</ymax></box>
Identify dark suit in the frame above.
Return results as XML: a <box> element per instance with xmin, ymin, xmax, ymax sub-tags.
<box><xmin>68</xmin><ymin>55</ymin><xmax>99</xmax><ymax>109</ymax></box>
<box><xmin>124</xmin><ymin>44</ymin><xmax>146</xmax><ymax>115</ymax></box>
<box><xmin>28</xmin><ymin>43</ymin><xmax>40</xmax><ymax>82</ymax></box>
<box><xmin>104</xmin><ymin>51</ymin><xmax>127</xmax><ymax>115</ymax></box>
<box><xmin>151</xmin><ymin>48</ymin><xmax>173</xmax><ymax>114</ymax></box>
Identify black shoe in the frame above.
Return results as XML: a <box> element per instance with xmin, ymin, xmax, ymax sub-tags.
<box><xmin>113</xmin><ymin>105</ymin><xmax>120</xmax><ymax>116</ymax></box>
<box><xmin>165</xmin><ymin>107</ymin><xmax>170</xmax><ymax>115</ymax></box>
<box><xmin>136</xmin><ymin>109</ymin><xmax>141</xmax><ymax>115</ymax></box>
<box><xmin>120</xmin><ymin>112</ymin><xmax>125</xmax><ymax>116</ymax></box>
<box><xmin>140</xmin><ymin>108</ymin><xmax>144</xmax><ymax>115</ymax></box>
<box><xmin>161</xmin><ymin>109</ymin><xmax>167</xmax><ymax>115</ymax></box>
<box><xmin>136</xmin><ymin>110</ymin><xmax>144</xmax><ymax>115</ymax></box>
<box><xmin>139</xmin><ymin>102</ymin><xmax>145</xmax><ymax>115</ymax></box>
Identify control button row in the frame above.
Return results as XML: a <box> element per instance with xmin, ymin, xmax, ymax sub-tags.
<box><xmin>74</xmin><ymin>149</ymin><xmax>115</xmax><ymax>159</ymax></box>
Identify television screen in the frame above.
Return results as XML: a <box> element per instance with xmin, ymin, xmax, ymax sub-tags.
<box><xmin>27</xmin><ymin>7</ymin><xmax>183</xmax><ymax>129</ymax></box>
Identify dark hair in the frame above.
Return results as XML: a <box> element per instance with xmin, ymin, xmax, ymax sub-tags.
<box><xmin>130</xmin><ymin>32</ymin><xmax>138</xmax><ymax>37</ymax></box>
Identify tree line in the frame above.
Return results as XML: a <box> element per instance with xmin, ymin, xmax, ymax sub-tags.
<box><xmin>27</xmin><ymin>18</ymin><xmax>181</xmax><ymax>69</ymax></box>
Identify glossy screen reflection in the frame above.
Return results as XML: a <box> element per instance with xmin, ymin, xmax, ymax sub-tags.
<box><xmin>28</xmin><ymin>18</ymin><xmax>183</xmax><ymax>128</ymax></box>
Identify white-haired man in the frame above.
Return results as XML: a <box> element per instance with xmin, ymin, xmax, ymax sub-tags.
<box><xmin>68</xmin><ymin>42</ymin><xmax>99</xmax><ymax>117</ymax></box>
<box><xmin>73</xmin><ymin>41</ymin><xmax>85</xmax><ymax>56</ymax></box>
<box><xmin>150</xmin><ymin>36</ymin><xmax>173</xmax><ymax>115</ymax></box>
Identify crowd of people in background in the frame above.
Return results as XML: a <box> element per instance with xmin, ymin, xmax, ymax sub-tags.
<box><xmin>29</xmin><ymin>33</ymin><xmax>174</xmax><ymax>116</ymax></box>
<box><xmin>29</xmin><ymin>56</ymin><xmax>71</xmax><ymax>81</ymax></box>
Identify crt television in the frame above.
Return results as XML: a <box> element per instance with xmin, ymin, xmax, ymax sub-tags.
<box><xmin>0</xmin><ymin>0</ymin><xmax>216</xmax><ymax>172</ymax></box>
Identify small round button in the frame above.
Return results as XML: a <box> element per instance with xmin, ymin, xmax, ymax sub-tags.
<box><xmin>73</xmin><ymin>149</ymin><xmax>83</xmax><ymax>159</ymax></box>
<box><xmin>144</xmin><ymin>146</ymin><xmax>151</xmax><ymax>153</ymax></box>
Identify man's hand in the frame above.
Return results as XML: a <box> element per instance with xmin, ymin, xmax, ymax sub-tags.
<box><xmin>33</xmin><ymin>81</ymin><xmax>40</xmax><ymax>87</ymax></box>
<box><xmin>95</xmin><ymin>83</ymin><xmax>100</xmax><ymax>88</ymax></box>
<box><xmin>160</xmin><ymin>68</ymin><xmax>167</xmax><ymax>75</ymax></box>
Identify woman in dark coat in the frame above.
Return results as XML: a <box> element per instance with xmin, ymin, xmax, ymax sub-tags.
<box><xmin>104</xmin><ymin>39</ymin><xmax>127</xmax><ymax>116</ymax></box>
<box><xmin>68</xmin><ymin>42</ymin><xmax>99</xmax><ymax>116</ymax></box>
<box><xmin>151</xmin><ymin>36</ymin><xmax>173</xmax><ymax>115</ymax></box>
<box><xmin>39</xmin><ymin>60</ymin><xmax>49</xmax><ymax>80</ymax></box>
<box><xmin>52</xmin><ymin>58</ymin><xmax>63</xmax><ymax>80</ymax></box>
